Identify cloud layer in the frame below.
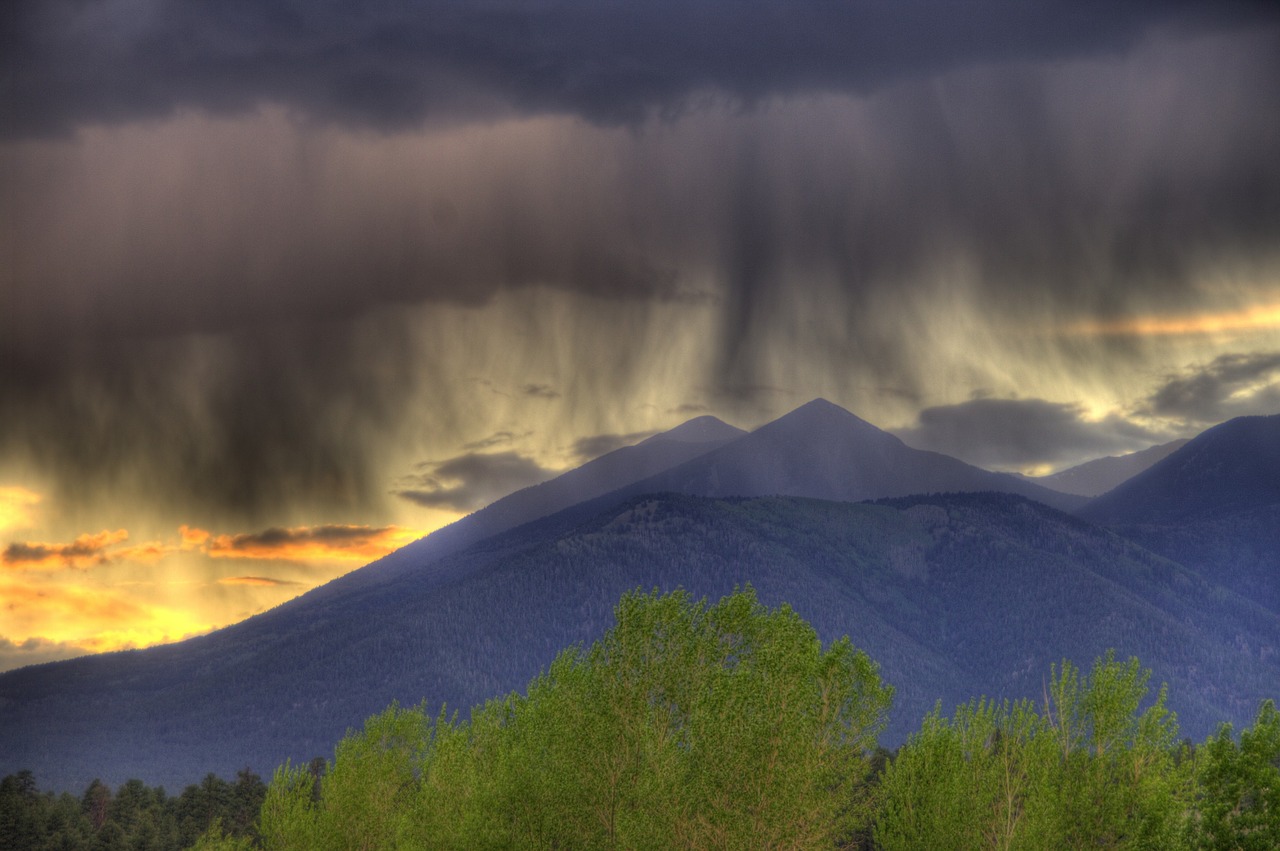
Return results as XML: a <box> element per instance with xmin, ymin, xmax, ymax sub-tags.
<box><xmin>11</xmin><ymin>0</ymin><xmax>1275</xmax><ymax>139</ymax></box>
<box><xmin>5</xmin><ymin>21</ymin><xmax>1278</xmax><ymax>520</ymax></box>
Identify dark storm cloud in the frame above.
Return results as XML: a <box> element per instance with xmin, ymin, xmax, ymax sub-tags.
<box><xmin>896</xmin><ymin>398</ymin><xmax>1161</xmax><ymax>469</ymax></box>
<box><xmin>396</xmin><ymin>451</ymin><xmax>556</xmax><ymax>511</ymax></box>
<box><xmin>209</xmin><ymin>525</ymin><xmax>384</xmax><ymax>551</ymax></box>
<box><xmin>5</xmin><ymin>0</ymin><xmax>1275</xmax><ymax>138</ymax></box>
<box><xmin>1141</xmin><ymin>352</ymin><xmax>1280</xmax><ymax>424</ymax></box>
<box><xmin>3</xmin><ymin>3</ymin><xmax>1279</xmax><ymax>526</ymax></box>
<box><xmin>0</xmin><ymin>322</ymin><xmax>423</xmax><ymax>522</ymax></box>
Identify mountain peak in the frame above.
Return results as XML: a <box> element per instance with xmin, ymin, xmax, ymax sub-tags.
<box><xmin>756</xmin><ymin>398</ymin><xmax>896</xmax><ymax>444</ymax></box>
<box><xmin>642</xmin><ymin>415</ymin><xmax>745</xmax><ymax>446</ymax></box>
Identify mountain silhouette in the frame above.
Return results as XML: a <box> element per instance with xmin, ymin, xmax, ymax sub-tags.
<box><xmin>598</xmin><ymin>399</ymin><xmax>1085</xmax><ymax>511</ymax></box>
<box><xmin>1080</xmin><ymin>415</ymin><xmax>1280</xmax><ymax>524</ymax></box>
<box><xmin>1029</xmin><ymin>439</ymin><xmax>1188</xmax><ymax>497</ymax></box>
<box><xmin>1079</xmin><ymin>414</ymin><xmax>1280</xmax><ymax>613</ymax></box>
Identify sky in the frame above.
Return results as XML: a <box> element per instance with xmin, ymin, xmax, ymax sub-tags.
<box><xmin>2</xmin><ymin>0</ymin><xmax>1279</xmax><ymax>671</ymax></box>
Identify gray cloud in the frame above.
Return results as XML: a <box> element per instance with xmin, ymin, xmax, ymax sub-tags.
<box><xmin>0</xmin><ymin>636</ymin><xmax>87</xmax><ymax>672</ymax></box>
<box><xmin>1142</xmin><ymin>352</ymin><xmax>1280</xmax><ymax>424</ymax></box>
<box><xmin>8</xmin><ymin>1</ymin><xmax>1275</xmax><ymax>140</ymax></box>
<box><xmin>571</xmin><ymin>431</ymin><xmax>657</xmax><ymax>463</ymax></box>
<box><xmin>1</xmin><ymin>7</ymin><xmax>1278</xmax><ymax>526</ymax></box>
<box><xmin>462</xmin><ymin>431</ymin><xmax>527</xmax><ymax>451</ymax></box>
<box><xmin>396</xmin><ymin>451</ymin><xmax>556</xmax><ymax>512</ymax></box>
<box><xmin>896</xmin><ymin>398</ymin><xmax>1162</xmax><ymax>470</ymax></box>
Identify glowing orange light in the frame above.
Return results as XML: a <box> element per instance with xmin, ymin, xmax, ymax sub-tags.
<box><xmin>1066</xmin><ymin>302</ymin><xmax>1280</xmax><ymax>337</ymax></box>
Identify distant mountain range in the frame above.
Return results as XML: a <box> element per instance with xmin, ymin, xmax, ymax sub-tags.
<box><xmin>2</xmin><ymin>401</ymin><xmax>1277</xmax><ymax>791</ymax></box>
<box><xmin>1027</xmin><ymin>439</ymin><xmax>1189</xmax><ymax>497</ymax></box>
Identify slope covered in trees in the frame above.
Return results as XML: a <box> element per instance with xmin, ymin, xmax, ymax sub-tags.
<box><xmin>1079</xmin><ymin>414</ymin><xmax>1280</xmax><ymax>614</ymax></box>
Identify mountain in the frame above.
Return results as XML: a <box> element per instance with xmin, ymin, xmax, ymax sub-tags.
<box><xmin>1080</xmin><ymin>415</ymin><xmax>1280</xmax><ymax>525</ymax></box>
<box><xmin>1079</xmin><ymin>414</ymin><xmax>1280</xmax><ymax>613</ymax></box>
<box><xmin>11</xmin><ymin>400</ymin><xmax>1265</xmax><ymax>791</ymax></box>
<box><xmin>325</xmin><ymin>414</ymin><xmax>745</xmax><ymax>592</ymax></box>
<box><xmin>583</xmin><ymin>399</ymin><xmax>1086</xmax><ymax>512</ymax></box>
<box><xmin>1029</xmin><ymin>439</ymin><xmax>1189</xmax><ymax>497</ymax></box>
<box><xmin>4</xmin><ymin>492</ymin><xmax>1278</xmax><ymax>791</ymax></box>
<box><xmin>328</xmin><ymin>399</ymin><xmax>1080</xmax><ymax>597</ymax></box>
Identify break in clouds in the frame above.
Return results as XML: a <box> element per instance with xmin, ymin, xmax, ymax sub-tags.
<box><xmin>2</xmin><ymin>1</ymin><xmax>1279</xmax><ymax>524</ymax></box>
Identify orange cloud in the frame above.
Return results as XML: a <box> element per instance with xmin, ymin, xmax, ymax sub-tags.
<box><xmin>0</xmin><ymin>519</ymin><xmax>430</xmax><ymax>671</ymax></box>
<box><xmin>0</xmin><ymin>487</ymin><xmax>42</xmax><ymax>534</ymax></box>
<box><xmin>202</xmin><ymin>524</ymin><xmax>426</xmax><ymax>564</ymax></box>
<box><xmin>179</xmin><ymin>524</ymin><xmax>210</xmax><ymax>548</ymax></box>
<box><xmin>1065</xmin><ymin>302</ymin><xmax>1280</xmax><ymax>337</ymax></box>
<box><xmin>2</xmin><ymin>529</ymin><xmax>130</xmax><ymax>570</ymax></box>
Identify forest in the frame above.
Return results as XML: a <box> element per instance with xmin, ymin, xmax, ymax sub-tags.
<box><xmin>3</xmin><ymin>586</ymin><xmax>1277</xmax><ymax>850</ymax></box>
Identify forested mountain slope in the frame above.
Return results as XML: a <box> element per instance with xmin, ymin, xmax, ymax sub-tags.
<box><xmin>3</xmin><ymin>492</ymin><xmax>1275</xmax><ymax>791</ymax></box>
<box><xmin>1079</xmin><ymin>414</ymin><xmax>1280</xmax><ymax>613</ymax></box>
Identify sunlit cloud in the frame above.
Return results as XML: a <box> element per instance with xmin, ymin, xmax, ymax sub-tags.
<box><xmin>2</xmin><ymin>529</ymin><xmax>130</xmax><ymax>571</ymax></box>
<box><xmin>1064</xmin><ymin>302</ymin><xmax>1280</xmax><ymax>338</ymax></box>
<box><xmin>201</xmin><ymin>524</ymin><xmax>428</xmax><ymax>564</ymax></box>
<box><xmin>3</xmin><ymin>522</ymin><xmax>429</xmax><ymax>574</ymax></box>
<box><xmin>0</xmin><ymin>488</ymin><xmax>41</xmax><ymax>534</ymax></box>
<box><xmin>179</xmin><ymin>525</ymin><xmax>211</xmax><ymax>548</ymax></box>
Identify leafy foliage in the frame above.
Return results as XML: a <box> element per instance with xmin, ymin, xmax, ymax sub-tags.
<box><xmin>1187</xmin><ymin>699</ymin><xmax>1280</xmax><ymax>849</ymax></box>
<box><xmin>875</xmin><ymin>652</ymin><xmax>1190</xmax><ymax>850</ymax></box>
<box><xmin>260</xmin><ymin>586</ymin><xmax>894</xmax><ymax>849</ymax></box>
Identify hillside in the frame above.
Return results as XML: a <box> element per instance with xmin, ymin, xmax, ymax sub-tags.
<box><xmin>1079</xmin><ymin>414</ymin><xmax>1280</xmax><ymax>613</ymax></box>
<box><xmin>3</xmin><ymin>491</ymin><xmax>1276</xmax><ymax>790</ymax></box>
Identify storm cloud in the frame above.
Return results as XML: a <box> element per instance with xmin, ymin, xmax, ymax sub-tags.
<box><xmin>396</xmin><ymin>451</ymin><xmax>557</xmax><ymax>512</ymax></box>
<box><xmin>8</xmin><ymin>0</ymin><xmax>1276</xmax><ymax>139</ymax></box>
<box><xmin>1142</xmin><ymin>351</ymin><xmax>1280</xmax><ymax>424</ymax></box>
<box><xmin>2</xmin><ymin>1</ymin><xmax>1278</xmax><ymax>526</ymax></box>
<box><xmin>896</xmin><ymin>398</ymin><xmax>1162</xmax><ymax>470</ymax></box>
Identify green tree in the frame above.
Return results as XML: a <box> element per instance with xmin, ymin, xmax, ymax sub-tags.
<box><xmin>482</xmin><ymin>586</ymin><xmax>893</xmax><ymax>849</ymax></box>
<box><xmin>876</xmin><ymin>652</ymin><xmax>1189</xmax><ymax>850</ymax></box>
<box><xmin>263</xmin><ymin>586</ymin><xmax>893</xmax><ymax>850</ymax></box>
<box><xmin>1188</xmin><ymin>699</ymin><xmax>1280</xmax><ymax>850</ymax></box>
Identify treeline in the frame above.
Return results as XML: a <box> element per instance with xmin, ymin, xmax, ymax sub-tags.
<box><xmin>7</xmin><ymin>586</ymin><xmax>1279</xmax><ymax>849</ymax></box>
<box><xmin>0</xmin><ymin>768</ymin><xmax>266</xmax><ymax>850</ymax></box>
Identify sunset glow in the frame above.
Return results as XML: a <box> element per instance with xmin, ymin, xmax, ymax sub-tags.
<box><xmin>1066</xmin><ymin>302</ymin><xmax>1280</xmax><ymax>338</ymax></box>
